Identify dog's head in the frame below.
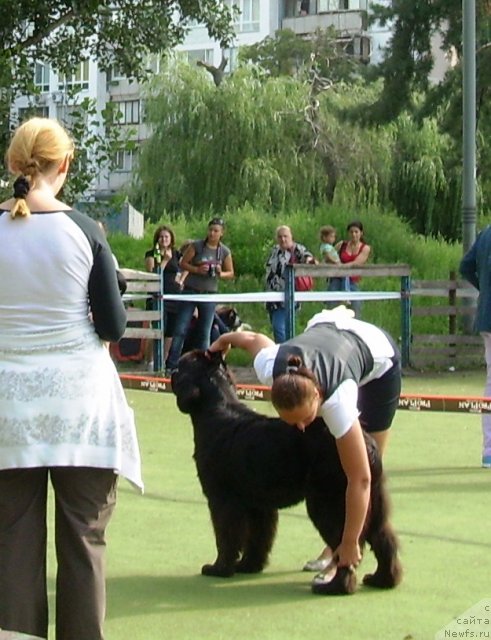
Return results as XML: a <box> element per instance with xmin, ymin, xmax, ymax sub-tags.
<box><xmin>171</xmin><ymin>349</ymin><xmax>236</xmax><ymax>414</ymax></box>
<box><xmin>216</xmin><ymin>306</ymin><xmax>242</xmax><ymax>331</ymax></box>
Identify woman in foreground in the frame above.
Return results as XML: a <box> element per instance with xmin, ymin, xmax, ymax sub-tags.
<box><xmin>0</xmin><ymin>117</ymin><xmax>142</xmax><ymax>640</ymax></box>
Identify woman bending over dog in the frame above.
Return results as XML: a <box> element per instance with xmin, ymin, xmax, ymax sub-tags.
<box><xmin>208</xmin><ymin>307</ymin><xmax>401</xmax><ymax>584</ymax></box>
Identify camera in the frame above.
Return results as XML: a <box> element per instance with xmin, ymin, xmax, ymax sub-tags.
<box><xmin>208</xmin><ymin>263</ymin><xmax>217</xmax><ymax>278</ymax></box>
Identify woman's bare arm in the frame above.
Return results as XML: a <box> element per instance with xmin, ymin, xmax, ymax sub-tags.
<box><xmin>333</xmin><ymin>420</ymin><xmax>371</xmax><ymax>568</ymax></box>
<box><xmin>208</xmin><ymin>331</ymin><xmax>275</xmax><ymax>359</ymax></box>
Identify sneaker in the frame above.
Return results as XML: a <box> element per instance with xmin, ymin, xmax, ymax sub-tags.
<box><xmin>482</xmin><ymin>455</ymin><xmax>491</xmax><ymax>468</ymax></box>
<box><xmin>302</xmin><ymin>557</ymin><xmax>333</xmax><ymax>572</ymax></box>
<box><xmin>147</xmin><ymin>361</ymin><xmax>154</xmax><ymax>372</ymax></box>
<box><xmin>164</xmin><ymin>368</ymin><xmax>177</xmax><ymax>379</ymax></box>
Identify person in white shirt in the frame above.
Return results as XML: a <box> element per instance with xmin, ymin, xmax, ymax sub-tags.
<box><xmin>208</xmin><ymin>307</ymin><xmax>400</xmax><ymax>579</ymax></box>
<box><xmin>0</xmin><ymin>117</ymin><xmax>142</xmax><ymax>640</ymax></box>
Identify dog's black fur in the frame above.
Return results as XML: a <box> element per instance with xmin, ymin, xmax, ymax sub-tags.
<box><xmin>171</xmin><ymin>350</ymin><xmax>402</xmax><ymax>595</ymax></box>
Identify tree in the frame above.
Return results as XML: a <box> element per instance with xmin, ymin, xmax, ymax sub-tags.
<box><xmin>239</xmin><ymin>28</ymin><xmax>360</xmax><ymax>82</ymax></box>
<box><xmin>1</xmin><ymin>1</ymin><xmax>235</xmax><ymax>92</ymax></box>
<box><xmin>368</xmin><ymin>0</ymin><xmax>491</xmax><ymax>121</ymax></box>
<box><xmin>0</xmin><ymin>1</ymin><xmax>236</xmax><ymax>202</ymax></box>
<box><xmin>133</xmin><ymin>61</ymin><xmax>329</xmax><ymax>218</ymax></box>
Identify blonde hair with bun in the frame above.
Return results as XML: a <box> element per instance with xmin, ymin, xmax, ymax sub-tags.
<box><xmin>6</xmin><ymin>117</ymin><xmax>74</xmax><ymax>219</ymax></box>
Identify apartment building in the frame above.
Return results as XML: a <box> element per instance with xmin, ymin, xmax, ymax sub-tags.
<box><xmin>13</xmin><ymin>0</ymin><xmax>394</xmax><ymax>201</ymax></box>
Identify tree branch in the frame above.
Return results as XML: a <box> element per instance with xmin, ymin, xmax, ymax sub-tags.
<box><xmin>20</xmin><ymin>9</ymin><xmax>76</xmax><ymax>50</ymax></box>
<box><xmin>197</xmin><ymin>53</ymin><xmax>228</xmax><ymax>87</ymax></box>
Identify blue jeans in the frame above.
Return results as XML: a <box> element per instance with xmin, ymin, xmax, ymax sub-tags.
<box><xmin>268</xmin><ymin>306</ymin><xmax>287</xmax><ymax>344</ymax></box>
<box><xmin>166</xmin><ymin>296</ymin><xmax>216</xmax><ymax>370</ymax></box>
<box><xmin>327</xmin><ymin>277</ymin><xmax>362</xmax><ymax>317</ymax></box>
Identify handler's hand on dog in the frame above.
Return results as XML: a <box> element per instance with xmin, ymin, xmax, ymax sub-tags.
<box><xmin>208</xmin><ymin>336</ymin><xmax>231</xmax><ymax>358</ymax></box>
<box><xmin>334</xmin><ymin>541</ymin><xmax>361</xmax><ymax>569</ymax></box>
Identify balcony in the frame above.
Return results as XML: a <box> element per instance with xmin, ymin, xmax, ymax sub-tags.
<box><xmin>282</xmin><ymin>10</ymin><xmax>367</xmax><ymax>37</ymax></box>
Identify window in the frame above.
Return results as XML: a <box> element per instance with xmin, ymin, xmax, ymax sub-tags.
<box><xmin>113</xmin><ymin>149</ymin><xmax>136</xmax><ymax>173</ymax></box>
<box><xmin>18</xmin><ymin>106</ymin><xmax>49</xmax><ymax>122</ymax></box>
<box><xmin>59</xmin><ymin>60</ymin><xmax>89</xmax><ymax>91</ymax></box>
<box><xmin>113</xmin><ymin>100</ymin><xmax>140</xmax><ymax>125</ymax></box>
<box><xmin>240</xmin><ymin>0</ymin><xmax>260</xmax><ymax>32</ymax></box>
<box><xmin>226</xmin><ymin>0</ymin><xmax>260</xmax><ymax>33</ymax></box>
<box><xmin>34</xmin><ymin>63</ymin><xmax>50</xmax><ymax>92</ymax></box>
<box><xmin>186</xmin><ymin>49</ymin><xmax>214</xmax><ymax>65</ymax></box>
<box><xmin>144</xmin><ymin>54</ymin><xmax>162</xmax><ymax>75</ymax></box>
<box><xmin>319</xmin><ymin>0</ymin><xmax>349</xmax><ymax>10</ymax></box>
<box><xmin>56</xmin><ymin>105</ymin><xmax>87</xmax><ymax>128</ymax></box>
<box><xmin>225</xmin><ymin>47</ymin><xmax>239</xmax><ymax>72</ymax></box>
<box><xmin>108</xmin><ymin>64</ymin><xmax>126</xmax><ymax>82</ymax></box>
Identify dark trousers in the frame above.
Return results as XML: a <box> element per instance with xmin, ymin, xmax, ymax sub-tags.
<box><xmin>0</xmin><ymin>466</ymin><xmax>118</xmax><ymax>640</ymax></box>
<box><xmin>166</xmin><ymin>296</ymin><xmax>216</xmax><ymax>370</ymax></box>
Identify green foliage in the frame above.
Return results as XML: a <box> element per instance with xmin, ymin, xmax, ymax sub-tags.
<box><xmin>133</xmin><ymin>62</ymin><xmax>474</xmax><ymax>240</ymax></box>
<box><xmin>67</xmin><ymin>98</ymin><xmax>137</xmax><ymax>206</ymax></box>
<box><xmin>0</xmin><ymin>1</ymin><xmax>235</xmax><ymax>92</ymax></box>
<box><xmin>133</xmin><ymin>61</ymin><xmax>325</xmax><ymax>218</ymax></box>
<box><xmin>0</xmin><ymin>1</ymin><xmax>236</xmax><ymax>185</ymax></box>
<box><xmin>108</xmin><ymin>204</ymin><xmax>463</xmax><ymax>343</ymax></box>
<box><xmin>239</xmin><ymin>27</ymin><xmax>359</xmax><ymax>82</ymax></box>
<box><xmin>368</xmin><ymin>0</ymin><xmax>490</xmax><ymax>122</ymax></box>
<box><xmin>388</xmin><ymin>114</ymin><xmax>461</xmax><ymax>237</ymax></box>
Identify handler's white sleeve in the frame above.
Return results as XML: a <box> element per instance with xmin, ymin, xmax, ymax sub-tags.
<box><xmin>320</xmin><ymin>379</ymin><xmax>359</xmax><ymax>439</ymax></box>
<box><xmin>253</xmin><ymin>345</ymin><xmax>280</xmax><ymax>386</ymax></box>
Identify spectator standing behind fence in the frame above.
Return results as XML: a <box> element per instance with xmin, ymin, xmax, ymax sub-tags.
<box><xmin>145</xmin><ymin>225</ymin><xmax>184</xmax><ymax>366</ymax></box>
<box><xmin>328</xmin><ymin>220</ymin><xmax>371</xmax><ymax>318</ymax></box>
<box><xmin>459</xmin><ymin>226</ymin><xmax>491</xmax><ymax>469</ymax></box>
<box><xmin>165</xmin><ymin>217</ymin><xmax>234</xmax><ymax>375</ymax></box>
<box><xmin>265</xmin><ymin>225</ymin><xmax>316</xmax><ymax>344</ymax></box>
<box><xmin>0</xmin><ymin>117</ymin><xmax>143</xmax><ymax>640</ymax></box>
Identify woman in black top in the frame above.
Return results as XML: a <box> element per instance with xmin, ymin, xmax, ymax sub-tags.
<box><xmin>145</xmin><ymin>225</ymin><xmax>184</xmax><ymax>363</ymax></box>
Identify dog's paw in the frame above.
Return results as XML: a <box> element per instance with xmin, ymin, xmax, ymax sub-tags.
<box><xmin>362</xmin><ymin>565</ymin><xmax>402</xmax><ymax>589</ymax></box>
<box><xmin>201</xmin><ymin>563</ymin><xmax>235</xmax><ymax>578</ymax></box>
<box><xmin>235</xmin><ymin>560</ymin><xmax>265</xmax><ymax>574</ymax></box>
<box><xmin>311</xmin><ymin>567</ymin><xmax>357</xmax><ymax>595</ymax></box>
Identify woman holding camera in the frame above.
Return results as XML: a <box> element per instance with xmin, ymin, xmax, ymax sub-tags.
<box><xmin>165</xmin><ymin>218</ymin><xmax>234</xmax><ymax>375</ymax></box>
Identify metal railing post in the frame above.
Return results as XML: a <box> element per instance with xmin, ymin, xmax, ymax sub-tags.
<box><xmin>400</xmin><ymin>274</ymin><xmax>411</xmax><ymax>368</ymax></box>
<box><xmin>153</xmin><ymin>267</ymin><xmax>163</xmax><ymax>372</ymax></box>
<box><xmin>285</xmin><ymin>264</ymin><xmax>296</xmax><ymax>340</ymax></box>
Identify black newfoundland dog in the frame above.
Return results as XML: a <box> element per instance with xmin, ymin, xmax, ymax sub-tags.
<box><xmin>171</xmin><ymin>350</ymin><xmax>402</xmax><ymax>595</ymax></box>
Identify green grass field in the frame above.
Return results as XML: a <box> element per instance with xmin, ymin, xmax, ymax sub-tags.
<box><xmin>44</xmin><ymin>371</ymin><xmax>490</xmax><ymax>640</ymax></box>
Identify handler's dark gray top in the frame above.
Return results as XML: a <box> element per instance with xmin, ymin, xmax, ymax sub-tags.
<box><xmin>254</xmin><ymin>310</ymin><xmax>395</xmax><ymax>439</ymax></box>
<box><xmin>273</xmin><ymin>322</ymin><xmax>374</xmax><ymax>400</ymax></box>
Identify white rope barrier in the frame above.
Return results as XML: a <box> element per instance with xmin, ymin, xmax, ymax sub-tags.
<box><xmin>156</xmin><ymin>291</ymin><xmax>401</xmax><ymax>303</ymax></box>
<box><xmin>123</xmin><ymin>291</ymin><xmax>400</xmax><ymax>304</ymax></box>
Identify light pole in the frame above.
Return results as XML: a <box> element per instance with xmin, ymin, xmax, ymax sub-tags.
<box><xmin>462</xmin><ymin>0</ymin><xmax>477</xmax><ymax>253</ymax></box>
<box><xmin>461</xmin><ymin>0</ymin><xmax>477</xmax><ymax>332</ymax></box>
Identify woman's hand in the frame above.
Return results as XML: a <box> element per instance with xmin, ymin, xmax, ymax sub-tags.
<box><xmin>197</xmin><ymin>262</ymin><xmax>211</xmax><ymax>274</ymax></box>
<box><xmin>208</xmin><ymin>335</ymin><xmax>232</xmax><ymax>358</ymax></box>
<box><xmin>333</xmin><ymin>540</ymin><xmax>362</xmax><ymax>569</ymax></box>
